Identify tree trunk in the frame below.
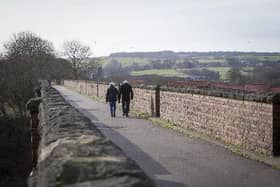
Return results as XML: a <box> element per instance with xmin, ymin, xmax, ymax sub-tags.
<box><xmin>73</xmin><ymin>60</ymin><xmax>78</xmax><ymax>80</ymax></box>
<box><xmin>74</xmin><ymin>68</ymin><xmax>78</xmax><ymax>80</ymax></box>
<box><xmin>0</xmin><ymin>101</ymin><xmax>7</xmax><ymax>118</ymax></box>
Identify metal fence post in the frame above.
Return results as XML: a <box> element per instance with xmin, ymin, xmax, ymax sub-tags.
<box><xmin>273</xmin><ymin>102</ymin><xmax>280</xmax><ymax>156</ymax></box>
<box><xmin>155</xmin><ymin>85</ymin><xmax>160</xmax><ymax>117</ymax></box>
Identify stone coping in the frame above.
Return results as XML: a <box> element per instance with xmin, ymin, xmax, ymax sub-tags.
<box><xmin>29</xmin><ymin>83</ymin><xmax>154</xmax><ymax>187</ymax></box>
<box><xmin>136</xmin><ymin>84</ymin><xmax>280</xmax><ymax>104</ymax></box>
<box><xmin>64</xmin><ymin>80</ymin><xmax>280</xmax><ymax>104</ymax></box>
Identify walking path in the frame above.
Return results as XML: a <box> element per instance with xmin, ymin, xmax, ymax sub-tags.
<box><xmin>55</xmin><ymin>86</ymin><xmax>280</xmax><ymax>187</ymax></box>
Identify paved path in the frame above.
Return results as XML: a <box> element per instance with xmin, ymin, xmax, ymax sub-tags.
<box><xmin>55</xmin><ymin>86</ymin><xmax>280</xmax><ymax>187</ymax></box>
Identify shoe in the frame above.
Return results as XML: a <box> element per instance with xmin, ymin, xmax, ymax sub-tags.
<box><xmin>29</xmin><ymin>170</ymin><xmax>34</xmax><ymax>177</ymax></box>
<box><xmin>29</xmin><ymin>168</ymin><xmax>37</xmax><ymax>177</ymax></box>
<box><xmin>123</xmin><ymin>113</ymin><xmax>125</xmax><ymax>116</ymax></box>
<box><xmin>126</xmin><ymin>113</ymin><xmax>129</xmax><ymax>117</ymax></box>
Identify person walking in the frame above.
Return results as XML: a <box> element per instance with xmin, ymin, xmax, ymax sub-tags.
<box><xmin>119</xmin><ymin>80</ymin><xmax>133</xmax><ymax>117</ymax></box>
<box><xmin>106</xmin><ymin>82</ymin><xmax>120</xmax><ymax>117</ymax></box>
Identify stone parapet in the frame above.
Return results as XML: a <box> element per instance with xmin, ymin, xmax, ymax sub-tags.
<box><xmin>29</xmin><ymin>83</ymin><xmax>154</xmax><ymax>187</ymax></box>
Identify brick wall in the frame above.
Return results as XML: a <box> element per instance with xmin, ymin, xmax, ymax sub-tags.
<box><xmin>63</xmin><ymin>80</ymin><xmax>279</xmax><ymax>155</ymax></box>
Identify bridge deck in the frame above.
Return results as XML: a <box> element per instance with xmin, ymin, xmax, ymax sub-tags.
<box><xmin>55</xmin><ymin>85</ymin><xmax>280</xmax><ymax>187</ymax></box>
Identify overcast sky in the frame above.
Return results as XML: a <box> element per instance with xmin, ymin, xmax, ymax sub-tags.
<box><xmin>0</xmin><ymin>0</ymin><xmax>279</xmax><ymax>56</ymax></box>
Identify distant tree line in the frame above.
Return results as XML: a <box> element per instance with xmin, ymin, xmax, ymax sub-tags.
<box><xmin>110</xmin><ymin>51</ymin><xmax>280</xmax><ymax>59</ymax></box>
<box><xmin>226</xmin><ymin>59</ymin><xmax>280</xmax><ymax>86</ymax></box>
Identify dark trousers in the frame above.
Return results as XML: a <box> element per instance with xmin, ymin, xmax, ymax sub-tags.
<box><xmin>122</xmin><ymin>99</ymin><xmax>130</xmax><ymax>115</ymax></box>
<box><xmin>109</xmin><ymin>101</ymin><xmax>116</xmax><ymax>117</ymax></box>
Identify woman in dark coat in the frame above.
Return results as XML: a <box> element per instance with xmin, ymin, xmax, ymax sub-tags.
<box><xmin>106</xmin><ymin>82</ymin><xmax>120</xmax><ymax>117</ymax></box>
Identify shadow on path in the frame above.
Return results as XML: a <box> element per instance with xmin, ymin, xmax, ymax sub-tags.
<box><xmin>157</xmin><ymin>179</ymin><xmax>190</xmax><ymax>187</ymax></box>
<box><xmin>61</xmin><ymin>92</ymin><xmax>189</xmax><ymax>187</ymax></box>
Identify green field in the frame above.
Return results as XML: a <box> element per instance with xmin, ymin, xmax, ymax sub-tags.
<box><xmin>96</xmin><ymin>57</ymin><xmax>109</xmax><ymax>65</ymax></box>
<box><xmin>206</xmin><ymin>67</ymin><xmax>231</xmax><ymax>80</ymax></box>
<box><xmin>96</xmin><ymin>57</ymin><xmax>150</xmax><ymax>67</ymax></box>
<box><xmin>242</xmin><ymin>66</ymin><xmax>254</xmax><ymax>71</ymax></box>
<box><xmin>196</xmin><ymin>55</ymin><xmax>280</xmax><ymax>64</ymax></box>
<box><xmin>131</xmin><ymin>67</ymin><xmax>233</xmax><ymax>80</ymax></box>
<box><xmin>130</xmin><ymin>67</ymin><xmax>232</xmax><ymax>80</ymax></box>
<box><xmin>111</xmin><ymin>57</ymin><xmax>151</xmax><ymax>67</ymax></box>
<box><xmin>177</xmin><ymin>67</ymin><xmax>231</xmax><ymax>80</ymax></box>
<box><xmin>197</xmin><ymin>58</ymin><xmax>226</xmax><ymax>64</ymax></box>
<box><xmin>237</xmin><ymin>55</ymin><xmax>280</xmax><ymax>62</ymax></box>
<box><xmin>207</xmin><ymin>67</ymin><xmax>255</xmax><ymax>80</ymax></box>
<box><xmin>130</xmin><ymin>69</ymin><xmax>187</xmax><ymax>77</ymax></box>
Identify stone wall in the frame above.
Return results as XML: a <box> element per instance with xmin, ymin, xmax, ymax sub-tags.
<box><xmin>29</xmin><ymin>84</ymin><xmax>154</xmax><ymax>187</ymax></box>
<box><xmin>160</xmin><ymin>91</ymin><xmax>273</xmax><ymax>154</ymax></box>
<box><xmin>131</xmin><ymin>88</ymin><xmax>155</xmax><ymax>116</ymax></box>
<box><xmin>63</xmin><ymin>80</ymin><xmax>280</xmax><ymax>155</ymax></box>
<box><xmin>64</xmin><ymin>80</ymin><xmax>155</xmax><ymax>116</ymax></box>
<box><xmin>65</xmin><ymin>80</ymin><xmax>108</xmax><ymax>100</ymax></box>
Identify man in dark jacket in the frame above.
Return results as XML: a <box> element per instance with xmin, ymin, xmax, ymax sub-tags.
<box><xmin>119</xmin><ymin>80</ymin><xmax>133</xmax><ymax>117</ymax></box>
<box><xmin>106</xmin><ymin>82</ymin><xmax>120</xmax><ymax>117</ymax></box>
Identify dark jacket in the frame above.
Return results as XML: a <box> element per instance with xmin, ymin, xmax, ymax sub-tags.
<box><xmin>119</xmin><ymin>83</ymin><xmax>133</xmax><ymax>101</ymax></box>
<box><xmin>106</xmin><ymin>85</ymin><xmax>120</xmax><ymax>102</ymax></box>
<box><xmin>26</xmin><ymin>98</ymin><xmax>42</xmax><ymax>114</ymax></box>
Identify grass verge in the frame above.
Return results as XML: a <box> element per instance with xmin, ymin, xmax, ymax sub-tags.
<box><xmin>147</xmin><ymin>117</ymin><xmax>280</xmax><ymax>170</ymax></box>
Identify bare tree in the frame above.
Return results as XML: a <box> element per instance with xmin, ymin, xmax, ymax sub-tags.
<box><xmin>1</xmin><ymin>32</ymin><xmax>56</xmax><ymax>119</ymax></box>
<box><xmin>4</xmin><ymin>31</ymin><xmax>54</xmax><ymax>59</ymax></box>
<box><xmin>0</xmin><ymin>59</ymin><xmax>7</xmax><ymax>117</ymax></box>
<box><xmin>78</xmin><ymin>58</ymin><xmax>102</xmax><ymax>80</ymax></box>
<box><xmin>63</xmin><ymin>40</ymin><xmax>92</xmax><ymax>79</ymax></box>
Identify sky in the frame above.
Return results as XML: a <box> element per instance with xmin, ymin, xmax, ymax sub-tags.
<box><xmin>0</xmin><ymin>0</ymin><xmax>279</xmax><ymax>56</ymax></box>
